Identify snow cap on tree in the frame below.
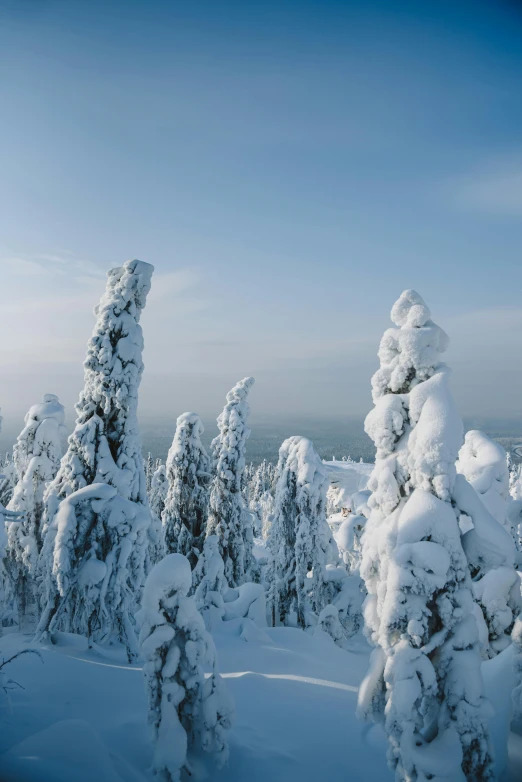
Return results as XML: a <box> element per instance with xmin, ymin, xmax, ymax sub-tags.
<box><xmin>358</xmin><ymin>290</ymin><xmax>493</xmax><ymax>781</ymax></box>
<box><xmin>206</xmin><ymin>377</ymin><xmax>255</xmax><ymax>587</ymax></box>
<box><xmin>137</xmin><ymin>553</ymin><xmax>233</xmax><ymax>781</ymax></box>
<box><xmin>162</xmin><ymin>412</ymin><xmax>210</xmax><ymax>566</ymax></box>
<box><xmin>36</xmin><ymin>260</ymin><xmax>153</xmax><ymax>660</ymax></box>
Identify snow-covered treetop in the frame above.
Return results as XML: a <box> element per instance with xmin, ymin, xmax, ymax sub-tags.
<box><xmin>168</xmin><ymin>412</ymin><xmax>206</xmax><ymax>463</ymax></box>
<box><xmin>212</xmin><ymin>377</ymin><xmax>255</xmax><ymax>490</ymax></box>
<box><xmin>12</xmin><ymin>394</ymin><xmax>66</xmax><ymax>479</ymax></box>
<box><xmin>276</xmin><ymin>435</ymin><xmax>327</xmax><ymax>495</ymax></box>
<box><xmin>51</xmin><ymin>259</ymin><xmax>153</xmax><ymax>503</ymax></box>
<box><xmin>371</xmin><ymin>289</ymin><xmax>449</xmax><ymax>403</ymax></box>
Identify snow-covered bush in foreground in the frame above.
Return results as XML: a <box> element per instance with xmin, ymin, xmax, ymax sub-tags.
<box><xmin>6</xmin><ymin>394</ymin><xmax>66</xmax><ymax>625</ymax></box>
<box><xmin>36</xmin><ymin>260</ymin><xmax>153</xmax><ymax>660</ymax></box>
<box><xmin>206</xmin><ymin>377</ymin><xmax>255</xmax><ymax>587</ymax></box>
<box><xmin>162</xmin><ymin>412</ymin><xmax>210</xmax><ymax>566</ymax></box>
<box><xmin>137</xmin><ymin>554</ymin><xmax>233</xmax><ymax>781</ymax></box>
<box><xmin>268</xmin><ymin>436</ymin><xmax>338</xmax><ymax>629</ymax></box>
<box><xmin>358</xmin><ymin>290</ymin><xmax>493</xmax><ymax>781</ymax></box>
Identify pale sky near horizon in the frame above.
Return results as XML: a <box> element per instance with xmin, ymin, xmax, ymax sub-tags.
<box><xmin>0</xmin><ymin>0</ymin><xmax>521</xmax><ymax>429</ymax></box>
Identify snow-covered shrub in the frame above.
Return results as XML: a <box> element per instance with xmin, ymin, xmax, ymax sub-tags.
<box><xmin>358</xmin><ymin>290</ymin><xmax>493</xmax><ymax>781</ymax></box>
<box><xmin>268</xmin><ymin>436</ymin><xmax>338</xmax><ymax>629</ymax></box>
<box><xmin>6</xmin><ymin>394</ymin><xmax>66</xmax><ymax>625</ymax></box>
<box><xmin>137</xmin><ymin>553</ymin><xmax>233</xmax><ymax>781</ymax></box>
<box><xmin>36</xmin><ymin>260</ymin><xmax>154</xmax><ymax>660</ymax></box>
<box><xmin>162</xmin><ymin>413</ymin><xmax>210</xmax><ymax>567</ymax></box>
<box><xmin>457</xmin><ymin>430</ymin><xmax>511</xmax><ymax>529</ymax></box>
<box><xmin>193</xmin><ymin>535</ymin><xmax>227</xmax><ymax>629</ymax></box>
<box><xmin>206</xmin><ymin>377</ymin><xmax>255</xmax><ymax>587</ymax></box>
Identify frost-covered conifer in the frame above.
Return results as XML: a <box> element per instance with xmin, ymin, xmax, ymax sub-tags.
<box><xmin>358</xmin><ymin>290</ymin><xmax>493</xmax><ymax>781</ymax></box>
<box><xmin>206</xmin><ymin>377</ymin><xmax>255</xmax><ymax>587</ymax></box>
<box><xmin>457</xmin><ymin>430</ymin><xmax>510</xmax><ymax>528</ymax></box>
<box><xmin>145</xmin><ymin>452</ymin><xmax>155</xmax><ymax>496</ymax></box>
<box><xmin>268</xmin><ymin>436</ymin><xmax>336</xmax><ymax>629</ymax></box>
<box><xmin>0</xmin><ymin>453</ymin><xmax>15</xmax><ymax>509</ymax></box>
<box><xmin>36</xmin><ymin>260</ymin><xmax>153</xmax><ymax>660</ymax></box>
<box><xmin>6</xmin><ymin>395</ymin><xmax>66</xmax><ymax>625</ymax></box>
<box><xmin>192</xmin><ymin>535</ymin><xmax>227</xmax><ymax>629</ymax></box>
<box><xmin>249</xmin><ymin>460</ymin><xmax>275</xmax><ymax>538</ymax></box>
<box><xmin>162</xmin><ymin>413</ymin><xmax>210</xmax><ymax>567</ymax></box>
<box><xmin>137</xmin><ymin>553</ymin><xmax>233</xmax><ymax>781</ymax></box>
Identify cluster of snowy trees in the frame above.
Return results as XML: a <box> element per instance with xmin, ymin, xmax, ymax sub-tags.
<box><xmin>0</xmin><ymin>262</ymin><xmax>521</xmax><ymax>781</ymax></box>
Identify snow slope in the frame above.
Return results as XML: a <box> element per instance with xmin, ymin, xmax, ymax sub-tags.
<box><xmin>0</xmin><ymin>624</ymin><xmax>520</xmax><ymax>782</ymax></box>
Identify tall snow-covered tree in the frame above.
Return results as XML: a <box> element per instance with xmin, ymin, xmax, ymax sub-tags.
<box><xmin>6</xmin><ymin>394</ymin><xmax>66</xmax><ymax>626</ymax></box>
<box><xmin>206</xmin><ymin>377</ymin><xmax>255</xmax><ymax>587</ymax></box>
<box><xmin>267</xmin><ymin>436</ymin><xmax>336</xmax><ymax>629</ymax></box>
<box><xmin>36</xmin><ymin>259</ymin><xmax>154</xmax><ymax>660</ymax></box>
<box><xmin>358</xmin><ymin>290</ymin><xmax>493</xmax><ymax>781</ymax></box>
<box><xmin>137</xmin><ymin>553</ymin><xmax>233</xmax><ymax>781</ymax></box>
<box><xmin>162</xmin><ymin>413</ymin><xmax>210</xmax><ymax>567</ymax></box>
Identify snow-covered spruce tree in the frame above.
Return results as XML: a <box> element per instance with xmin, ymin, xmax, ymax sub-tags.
<box><xmin>192</xmin><ymin>534</ymin><xmax>227</xmax><ymax>629</ymax></box>
<box><xmin>206</xmin><ymin>377</ymin><xmax>255</xmax><ymax>587</ymax></box>
<box><xmin>145</xmin><ymin>452</ymin><xmax>155</xmax><ymax>496</ymax></box>
<box><xmin>36</xmin><ymin>260</ymin><xmax>153</xmax><ymax>660</ymax></box>
<box><xmin>267</xmin><ymin>436</ymin><xmax>336</xmax><ymax>629</ymax></box>
<box><xmin>162</xmin><ymin>413</ymin><xmax>210</xmax><ymax>567</ymax></box>
<box><xmin>457</xmin><ymin>430</ymin><xmax>511</xmax><ymax>529</ymax></box>
<box><xmin>137</xmin><ymin>553</ymin><xmax>233</xmax><ymax>781</ymax></box>
<box><xmin>6</xmin><ymin>394</ymin><xmax>66</xmax><ymax>626</ymax></box>
<box><xmin>0</xmin><ymin>452</ymin><xmax>16</xmax><ymax>509</ymax></box>
<box><xmin>249</xmin><ymin>460</ymin><xmax>275</xmax><ymax>538</ymax></box>
<box><xmin>358</xmin><ymin>290</ymin><xmax>493</xmax><ymax>781</ymax></box>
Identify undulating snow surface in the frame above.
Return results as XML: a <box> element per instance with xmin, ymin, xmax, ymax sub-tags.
<box><xmin>1</xmin><ymin>626</ymin><xmax>521</xmax><ymax>782</ymax></box>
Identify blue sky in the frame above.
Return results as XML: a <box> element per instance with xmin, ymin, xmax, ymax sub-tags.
<box><xmin>0</xmin><ymin>0</ymin><xmax>521</xmax><ymax>427</ymax></box>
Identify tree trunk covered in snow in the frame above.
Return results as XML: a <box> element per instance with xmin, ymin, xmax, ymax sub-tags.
<box><xmin>358</xmin><ymin>290</ymin><xmax>493</xmax><ymax>781</ymax></box>
<box><xmin>162</xmin><ymin>412</ymin><xmax>210</xmax><ymax>567</ymax></box>
<box><xmin>206</xmin><ymin>377</ymin><xmax>255</xmax><ymax>588</ymax></box>
<box><xmin>36</xmin><ymin>260</ymin><xmax>153</xmax><ymax>661</ymax></box>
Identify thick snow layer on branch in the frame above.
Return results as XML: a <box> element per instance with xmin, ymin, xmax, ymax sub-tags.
<box><xmin>37</xmin><ymin>260</ymin><xmax>153</xmax><ymax>660</ymax></box>
<box><xmin>137</xmin><ymin>554</ymin><xmax>233</xmax><ymax>781</ymax></box>
<box><xmin>206</xmin><ymin>378</ymin><xmax>255</xmax><ymax>587</ymax></box>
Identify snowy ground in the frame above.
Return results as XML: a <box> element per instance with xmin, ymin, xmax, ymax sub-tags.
<box><xmin>1</xmin><ymin>625</ymin><xmax>521</xmax><ymax>782</ymax></box>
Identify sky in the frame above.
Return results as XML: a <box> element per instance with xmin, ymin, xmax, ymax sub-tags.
<box><xmin>0</xmin><ymin>0</ymin><xmax>521</xmax><ymax>433</ymax></box>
